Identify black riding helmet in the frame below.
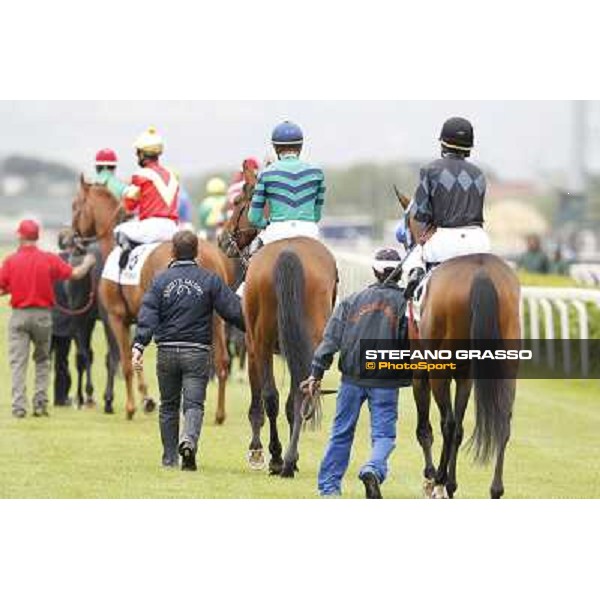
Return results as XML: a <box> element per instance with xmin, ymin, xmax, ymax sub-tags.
<box><xmin>439</xmin><ymin>117</ymin><xmax>474</xmax><ymax>153</ymax></box>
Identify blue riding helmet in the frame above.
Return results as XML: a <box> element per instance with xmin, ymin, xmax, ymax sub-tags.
<box><xmin>271</xmin><ymin>121</ymin><xmax>304</xmax><ymax>146</ymax></box>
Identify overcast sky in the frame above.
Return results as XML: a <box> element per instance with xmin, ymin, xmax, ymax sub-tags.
<box><xmin>0</xmin><ymin>101</ymin><xmax>589</xmax><ymax>180</ymax></box>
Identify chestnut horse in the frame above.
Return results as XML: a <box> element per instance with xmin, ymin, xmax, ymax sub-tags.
<box><xmin>397</xmin><ymin>192</ymin><xmax>520</xmax><ymax>499</ymax></box>
<box><xmin>219</xmin><ymin>165</ymin><xmax>338</xmax><ymax>477</ymax></box>
<box><xmin>71</xmin><ymin>176</ymin><xmax>231</xmax><ymax>422</ymax></box>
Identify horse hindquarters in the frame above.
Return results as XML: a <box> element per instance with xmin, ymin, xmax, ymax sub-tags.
<box><xmin>273</xmin><ymin>250</ymin><xmax>314</xmax><ymax>478</ymax></box>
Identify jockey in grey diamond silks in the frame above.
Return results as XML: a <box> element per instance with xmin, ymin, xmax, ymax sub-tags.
<box><xmin>403</xmin><ymin>117</ymin><xmax>491</xmax><ymax>299</ymax></box>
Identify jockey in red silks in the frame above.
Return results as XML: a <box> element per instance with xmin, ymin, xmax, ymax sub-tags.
<box><xmin>107</xmin><ymin>127</ymin><xmax>179</xmax><ymax>266</ymax></box>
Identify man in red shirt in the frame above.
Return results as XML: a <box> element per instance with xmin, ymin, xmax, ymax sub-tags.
<box><xmin>0</xmin><ymin>220</ymin><xmax>96</xmax><ymax>418</ymax></box>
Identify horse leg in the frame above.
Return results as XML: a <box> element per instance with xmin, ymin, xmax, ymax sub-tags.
<box><xmin>74</xmin><ymin>333</ymin><xmax>85</xmax><ymax>410</ymax></box>
<box><xmin>262</xmin><ymin>358</ymin><xmax>283</xmax><ymax>475</ymax></box>
<box><xmin>213</xmin><ymin>317</ymin><xmax>229</xmax><ymax>425</ymax></box>
<box><xmin>446</xmin><ymin>378</ymin><xmax>472</xmax><ymax>499</ymax></box>
<box><xmin>247</xmin><ymin>349</ymin><xmax>265</xmax><ymax>469</ymax></box>
<box><xmin>108</xmin><ymin>313</ymin><xmax>136</xmax><ymax>420</ymax></box>
<box><xmin>102</xmin><ymin>320</ymin><xmax>119</xmax><ymax>414</ymax></box>
<box><xmin>237</xmin><ymin>339</ymin><xmax>247</xmax><ymax>383</ymax></box>
<box><xmin>490</xmin><ymin>380</ymin><xmax>515</xmax><ymax>499</ymax></box>
<box><xmin>413</xmin><ymin>374</ymin><xmax>436</xmax><ymax>497</ymax></box>
<box><xmin>431</xmin><ymin>377</ymin><xmax>454</xmax><ymax>499</ymax></box>
<box><xmin>281</xmin><ymin>381</ymin><xmax>303</xmax><ymax>479</ymax></box>
<box><xmin>84</xmin><ymin>320</ymin><xmax>96</xmax><ymax>407</ymax></box>
<box><xmin>136</xmin><ymin>367</ymin><xmax>156</xmax><ymax>414</ymax></box>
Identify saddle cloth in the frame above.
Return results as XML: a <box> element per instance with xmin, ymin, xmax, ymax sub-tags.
<box><xmin>102</xmin><ymin>243</ymin><xmax>161</xmax><ymax>286</ymax></box>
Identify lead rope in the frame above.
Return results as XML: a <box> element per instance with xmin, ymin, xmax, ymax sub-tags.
<box><xmin>54</xmin><ymin>275</ymin><xmax>97</xmax><ymax>317</ymax></box>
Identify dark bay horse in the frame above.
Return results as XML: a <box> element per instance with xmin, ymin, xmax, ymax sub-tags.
<box><xmin>71</xmin><ymin>176</ymin><xmax>231</xmax><ymax>422</ymax></box>
<box><xmin>397</xmin><ymin>193</ymin><xmax>521</xmax><ymax>499</ymax></box>
<box><xmin>219</xmin><ymin>165</ymin><xmax>338</xmax><ymax>477</ymax></box>
<box><xmin>61</xmin><ymin>241</ymin><xmax>120</xmax><ymax>412</ymax></box>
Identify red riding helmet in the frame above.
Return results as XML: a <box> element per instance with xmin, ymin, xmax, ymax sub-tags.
<box><xmin>243</xmin><ymin>157</ymin><xmax>260</xmax><ymax>171</ymax></box>
<box><xmin>95</xmin><ymin>148</ymin><xmax>118</xmax><ymax>167</ymax></box>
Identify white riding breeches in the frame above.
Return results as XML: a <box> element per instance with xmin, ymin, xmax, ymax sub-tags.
<box><xmin>258</xmin><ymin>220</ymin><xmax>320</xmax><ymax>245</ymax></box>
<box><xmin>114</xmin><ymin>217</ymin><xmax>178</xmax><ymax>245</ymax></box>
<box><xmin>422</xmin><ymin>226</ymin><xmax>491</xmax><ymax>264</ymax></box>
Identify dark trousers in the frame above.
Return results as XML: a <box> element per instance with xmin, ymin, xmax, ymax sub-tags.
<box><xmin>156</xmin><ymin>346</ymin><xmax>210</xmax><ymax>467</ymax></box>
<box><xmin>51</xmin><ymin>335</ymin><xmax>72</xmax><ymax>405</ymax></box>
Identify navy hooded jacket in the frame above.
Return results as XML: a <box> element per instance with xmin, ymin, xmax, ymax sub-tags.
<box><xmin>133</xmin><ymin>260</ymin><xmax>245</xmax><ymax>352</ymax></box>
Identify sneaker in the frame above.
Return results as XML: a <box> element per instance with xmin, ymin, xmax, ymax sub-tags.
<box><xmin>359</xmin><ymin>471</ymin><xmax>383</xmax><ymax>499</ymax></box>
<box><xmin>179</xmin><ymin>441</ymin><xmax>197</xmax><ymax>472</ymax></box>
<box><xmin>12</xmin><ymin>409</ymin><xmax>26</xmax><ymax>419</ymax></box>
<box><xmin>33</xmin><ymin>407</ymin><xmax>50</xmax><ymax>417</ymax></box>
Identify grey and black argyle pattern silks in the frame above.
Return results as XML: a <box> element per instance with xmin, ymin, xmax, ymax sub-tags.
<box><xmin>414</xmin><ymin>155</ymin><xmax>486</xmax><ymax>228</ymax></box>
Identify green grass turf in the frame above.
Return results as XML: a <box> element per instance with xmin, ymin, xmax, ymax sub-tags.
<box><xmin>0</xmin><ymin>304</ymin><xmax>598</xmax><ymax>499</ymax></box>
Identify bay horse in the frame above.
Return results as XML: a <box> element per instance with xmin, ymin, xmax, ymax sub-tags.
<box><xmin>218</xmin><ymin>163</ymin><xmax>338</xmax><ymax>477</ymax></box>
<box><xmin>397</xmin><ymin>192</ymin><xmax>520</xmax><ymax>499</ymax></box>
<box><xmin>71</xmin><ymin>176</ymin><xmax>231</xmax><ymax>422</ymax></box>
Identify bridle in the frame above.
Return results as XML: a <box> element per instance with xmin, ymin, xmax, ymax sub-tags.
<box><xmin>219</xmin><ymin>193</ymin><xmax>258</xmax><ymax>267</ymax></box>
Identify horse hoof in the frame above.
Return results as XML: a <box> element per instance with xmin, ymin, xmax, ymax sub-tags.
<box><xmin>85</xmin><ymin>398</ymin><xmax>96</xmax><ymax>409</ymax></box>
<box><xmin>104</xmin><ymin>405</ymin><xmax>115</xmax><ymax>415</ymax></box>
<box><xmin>280</xmin><ymin>464</ymin><xmax>295</xmax><ymax>479</ymax></box>
<box><xmin>214</xmin><ymin>414</ymin><xmax>226</xmax><ymax>426</ymax></box>
<box><xmin>431</xmin><ymin>484</ymin><xmax>449</xmax><ymax>499</ymax></box>
<box><xmin>143</xmin><ymin>398</ymin><xmax>156</xmax><ymax>414</ymax></box>
<box><xmin>125</xmin><ymin>408</ymin><xmax>136</xmax><ymax>421</ymax></box>
<box><xmin>490</xmin><ymin>487</ymin><xmax>504</xmax><ymax>499</ymax></box>
<box><xmin>422</xmin><ymin>478</ymin><xmax>435</xmax><ymax>498</ymax></box>
<box><xmin>247</xmin><ymin>449</ymin><xmax>265</xmax><ymax>470</ymax></box>
<box><xmin>269</xmin><ymin>461</ymin><xmax>283</xmax><ymax>476</ymax></box>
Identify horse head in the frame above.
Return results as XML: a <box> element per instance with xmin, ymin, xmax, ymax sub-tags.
<box><xmin>393</xmin><ymin>185</ymin><xmax>426</xmax><ymax>249</ymax></box>
<box><xmin>71</xmin><ymin>174</ymin><xmax>96</xmax><ymax>239</ymax></box>
<box><xmin>72</xmin><ymin>174</ymin><xmax>124</xmax><ymax>245</ymax></box>
<box><xmin>217</xmin><ymin>159</ymin><xmax>259</xmax><ymax>258</ymax></box>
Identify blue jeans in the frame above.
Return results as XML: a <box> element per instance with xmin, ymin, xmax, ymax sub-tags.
<box><xmin>318</xmin><ymin>381</ymin><xmax>399</xmax><ymax>496</ymax></box>
<box><xmin>156</xmin><ymin>346</ymin><xmax>210</xmax><ymax>467</ymax></box>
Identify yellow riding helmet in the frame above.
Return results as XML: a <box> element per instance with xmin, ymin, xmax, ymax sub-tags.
<box><xmin>206</xmin><ymin>177</ymin><xmax>226</xmax><ymax>195</ymax></box>
<box><xmin>133</xmin><ymin>126</ymin><xmax>164</xmax><ymax>155</ymax></box>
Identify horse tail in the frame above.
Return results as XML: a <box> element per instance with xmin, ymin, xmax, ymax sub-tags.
<box><xmin>468</xmin><ymin>270</ymin><xmax>512</xmax><ymax>463</ymax></box>
<box><xmin>274</xmin><ymin>250</ymin><xmax>321</xmax><ymax>429</ymax></box>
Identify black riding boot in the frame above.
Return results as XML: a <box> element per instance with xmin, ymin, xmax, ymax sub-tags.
<box><xmin>404</xmin><ymin>267</ymin><xmax>425</xmax><ymax>300</ymax></box>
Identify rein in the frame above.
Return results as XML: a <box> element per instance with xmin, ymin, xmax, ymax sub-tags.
<box><xmin>54</xmin><ymin>275</ymin><xmax>97</xmax><ymax>317</ymax></box>
<box><xmin>222</xmin><ymin>199</ymin><xmax>256</xmax><ymax>268</ymax></box>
